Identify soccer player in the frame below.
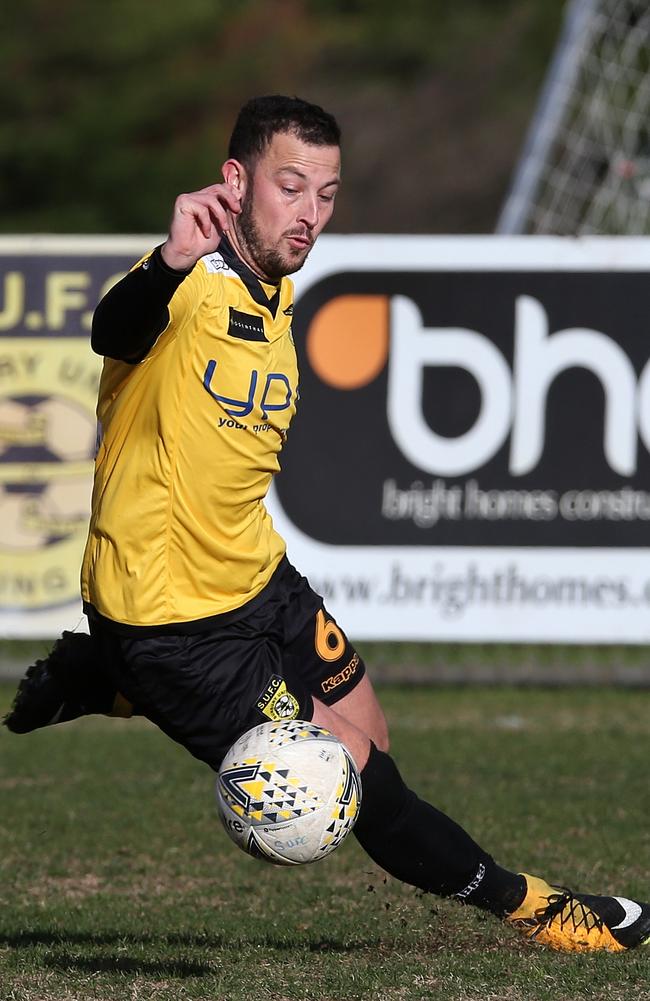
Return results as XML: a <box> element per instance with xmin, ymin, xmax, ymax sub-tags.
<box><xmin>4</xmin><ymin>95</ymin><xmax>649</xmax><ymax>953</ymax></box>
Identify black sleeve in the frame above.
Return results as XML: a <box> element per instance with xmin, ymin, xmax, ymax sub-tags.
<box><xmin>91</xmin><ymin>245</ymin><xmax>194</xmax><ymax>362</ymax></box>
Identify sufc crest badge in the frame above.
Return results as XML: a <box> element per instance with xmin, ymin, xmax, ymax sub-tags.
<box><xmin>256</xmin><ymin>675</ymin><xmax>300</xmax><ymax>721</ymax></box>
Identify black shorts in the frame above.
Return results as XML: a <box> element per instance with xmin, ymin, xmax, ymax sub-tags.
<box><xmin>89</xmin><ymin>559</ymin><xmax>365</xmax><ymax>772</ymax></box>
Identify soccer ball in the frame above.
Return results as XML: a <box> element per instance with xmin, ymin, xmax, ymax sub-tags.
<box><xmin>216</xmin><ymin>719</ymin><xmax>362</xmax><ymax>865</ymax></box>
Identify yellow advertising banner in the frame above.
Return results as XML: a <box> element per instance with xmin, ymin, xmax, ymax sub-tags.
<box><xmin>0</xmin><ymin>237</ymin><xmax>153</xmax><ymax>635</ymax></box>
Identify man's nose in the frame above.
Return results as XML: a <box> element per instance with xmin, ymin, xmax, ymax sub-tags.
<box><xmin>298</xmin><ymin>195</ymin><xmax>319</xmax><ymax>228</ymax></box>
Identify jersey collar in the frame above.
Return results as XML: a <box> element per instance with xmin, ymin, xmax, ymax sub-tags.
<box><xmin>218</xmin><ymin>236</ymin><xmax>281</xmax><ymax>319</ymax></box>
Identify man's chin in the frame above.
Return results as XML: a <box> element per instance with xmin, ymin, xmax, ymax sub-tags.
<box><xmin>257</xmin><ymin>246</ymin><xmax>312</xmax><ymax>280</ymax></box>
<box><xmin>284</xmin><ymin>246</ymin><xmax>312</xmax><ymax>275</ymax></box>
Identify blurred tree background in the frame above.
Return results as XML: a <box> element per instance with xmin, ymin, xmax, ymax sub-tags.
<box><xmin>1</xmin><ymin>0</ymin><xmax>566</xmax><ymax>235</ymax></box>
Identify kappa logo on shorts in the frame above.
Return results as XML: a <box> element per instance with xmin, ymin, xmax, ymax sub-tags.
<box><xmin>256</xmin><ymin>675</ymin><xmax>300</xmax><ymax>721</ymax></box>
<box><xmin>321</xmin><ymin>652</ymin><xmax>360</xmax><ymax>694</ymax></box>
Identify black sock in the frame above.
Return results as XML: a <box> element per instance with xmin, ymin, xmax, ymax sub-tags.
<box><xmin>354</xmin><ymin>744</ymin><xmax>525</xmax><ymax>916</ymax></box>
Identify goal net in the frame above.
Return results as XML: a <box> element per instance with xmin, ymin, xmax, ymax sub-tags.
<box><xmin>497</xmin><ymin>0</ymin><xmax>650</xmax><ymax>235</ymax></box>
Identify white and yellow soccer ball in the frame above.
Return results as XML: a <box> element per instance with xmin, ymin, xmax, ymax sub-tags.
<box><xmin>216</xmin><ymin>719</ymin><xmax>362</xmax><ymax>865</ymax></box>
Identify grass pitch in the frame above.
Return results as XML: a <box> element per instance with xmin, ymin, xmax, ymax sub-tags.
<box><xmin>1</xmin><ymin>681</ymin><xmax>649</xmax><ymax>1001</ymax></box>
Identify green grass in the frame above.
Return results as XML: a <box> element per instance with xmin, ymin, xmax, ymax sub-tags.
<box><xmin>1</xmin><ymin>683</ymin><xmax>649</xmax><ymax>1000</ymax></box>
<box><xmin>5</xmin><ymin>639</ymin><xmax>650</xmax><ymax>686</ymax></box>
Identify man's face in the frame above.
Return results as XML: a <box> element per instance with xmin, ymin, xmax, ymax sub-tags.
<box><xmin>233</xmin><ymin>131</ymin><xmax>340</xmax><ymax>281</ymax></box>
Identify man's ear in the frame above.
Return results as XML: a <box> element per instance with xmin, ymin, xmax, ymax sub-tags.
<box><xmin>222</xmin><ymin>158</ymin><xmax>248</xmax><ymax>197</ymax></box>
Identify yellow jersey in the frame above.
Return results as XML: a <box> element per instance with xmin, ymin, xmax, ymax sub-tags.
<box><xmin>81</xmin><ymin>240</ymin><xmax>297</xmax><ymax>630</ymax></box>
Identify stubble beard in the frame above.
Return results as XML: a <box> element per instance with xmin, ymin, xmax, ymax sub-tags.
<box><xmin>235</xmin><ymin>189</ymin><xmax>311</xmax><ymax>282</ymax></box>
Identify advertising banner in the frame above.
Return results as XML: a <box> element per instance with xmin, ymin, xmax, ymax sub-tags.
<box><xmin>271</xmin><ymin>236</ymin><xmax>650</xmax><ymax>643</ymax></box>
<box><xmin>0</xmin><ymin>237</ymin><xmax>153</xmax><ymax>636</ymax></box>
<box><xmin>2</xmin><ymin>236</ymin><xmax>650</xmax><ymax>641</ymax></box>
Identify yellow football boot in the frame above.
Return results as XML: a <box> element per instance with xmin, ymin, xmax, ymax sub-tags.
<box><xmin>506</xmin><ymin>873</ymin><xmax>650</xmax><ymax>952</ymax></box>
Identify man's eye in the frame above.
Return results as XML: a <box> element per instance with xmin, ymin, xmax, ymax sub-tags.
<box><xmin>282</xmin><ymin>187</ymin><xmax>298</xmax><ymax>195</ymax></box>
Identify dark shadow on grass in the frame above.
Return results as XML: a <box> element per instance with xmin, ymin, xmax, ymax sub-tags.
<box><xmin>0</xmin><ymin>928</ymin><xmax>376</xmax><ymax>953</ymax></box>
<box><xmin>42</xmin><ymin>953</ymin><xmax>211</xmax><ymax>978</ymax></box>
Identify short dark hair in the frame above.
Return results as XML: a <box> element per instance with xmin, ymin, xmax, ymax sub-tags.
<box><xmin>228</xmin><ymin>95</ymin><xmax>341</xmax><ymax>167</ymax></box>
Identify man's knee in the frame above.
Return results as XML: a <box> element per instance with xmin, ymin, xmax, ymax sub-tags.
<box><xmin>373</xmin><ymin>717</ymin><xmax>390</xmax><ymax>754</ymax></box>
<box><xmin>326</xmin><ymin>673</ymin><xmax>390</xmax><ymax>754</ymax></box>
<box><xmin>367</xmin><ymin>706</ymin><xmax>389</xmax><ymax>753</ymax></box>
<box><xmin>351</xmin><ymin>677</ymin><xmax>390</xmax><ymax>753</ymax></box>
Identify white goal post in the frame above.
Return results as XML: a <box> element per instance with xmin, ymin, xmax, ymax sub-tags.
<box><xmin>498</xmin><ymin>0</ymin><xmax>650</xmax><ymax>235</ymax></box>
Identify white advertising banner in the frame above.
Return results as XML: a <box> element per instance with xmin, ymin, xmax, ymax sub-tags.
<box><xmin>271</xmin><ymin>236</ymin><xmax>650</xmax><ymax>643</ymax></box>
<box><xmin>2</xmin><ymin>235</ymin><xmax>650</xmax><ymax>641</ymax></box>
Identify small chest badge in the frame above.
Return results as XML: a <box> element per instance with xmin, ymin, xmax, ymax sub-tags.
<box><xmin>227</xmin><ymin>307</ymin><xmax>267</xmax><ymax>342</ymax></box>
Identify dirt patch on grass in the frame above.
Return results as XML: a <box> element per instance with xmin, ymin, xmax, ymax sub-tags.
<box><xmin>0</xmin><ymin>775</ymin><xmax>55</xmax><ymax>789</ymax></box>
<box><xmin>24</xmin><ymin>869</ymin><xmax>234</xmax><ymax>905</ymax></box>
<box><xmin>26</xmin><ymin>872</ymin><xmax>105</xmax><ymax>901</ymax></box>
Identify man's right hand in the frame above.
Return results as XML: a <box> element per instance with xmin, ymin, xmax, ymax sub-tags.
<box><xmin>160</xmin><ymin>183</ymin><xmax>242</xmax><ymax>271</ymax></box>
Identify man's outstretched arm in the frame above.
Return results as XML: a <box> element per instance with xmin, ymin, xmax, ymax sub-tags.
<box><xmin>91</xmin><ymin>182</ymin><xmax>241</xmax><ymax>362</ymax></box>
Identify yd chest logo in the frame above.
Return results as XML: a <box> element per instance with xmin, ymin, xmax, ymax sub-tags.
<box><xmin>203</xmin><ymin>360</ymin><xmax>294</xmax><ymax>421</ymax></box>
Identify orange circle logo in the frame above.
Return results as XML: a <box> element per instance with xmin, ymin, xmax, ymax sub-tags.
<box><xmin>306</xmin><ymin>295</ymin><xmax>389</xmax><ymax>389</ymax></box>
